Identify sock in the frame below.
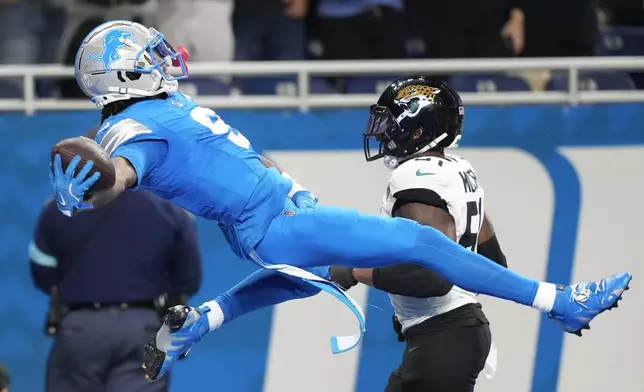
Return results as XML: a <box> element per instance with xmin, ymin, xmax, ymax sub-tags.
<box><xmin>202</xmin><ymin>300</ymin><xmax>225</xmax><ymax>331</ymax></box>
<box><xmin>531</xmin><ymin>282</ymin><xmax>557</xmax><ymax>313</ymax></box>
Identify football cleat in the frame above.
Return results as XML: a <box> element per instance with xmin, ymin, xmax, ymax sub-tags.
<box><xmin>549</xmin><ymin>272</ymin><xmax>632</xmax><ymax>336</ymax></box>
<box><xmin>142</xmin><ymin>305</ymin><xmax>210</xmax><ymax>381</ymax></box>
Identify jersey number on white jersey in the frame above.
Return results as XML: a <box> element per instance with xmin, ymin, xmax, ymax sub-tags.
<box><xmin>190</xmin><ymin>107</ymin><xmax>251</xmax><ymax>149</ymax></box>
<box><xmin>459</xmin><ymin>198</ymin><xmax>483</xmax><ymax>251</ymax></box>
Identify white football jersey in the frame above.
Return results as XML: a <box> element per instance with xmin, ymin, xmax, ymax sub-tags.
<box><xmin>381</xmin><ymin>153</ymin><xmax>485</xmax><ymax>332</ymax></box>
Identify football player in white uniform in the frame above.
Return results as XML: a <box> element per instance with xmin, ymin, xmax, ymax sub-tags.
<box><xmin>330</xmin><ymin>78</ymin><xmax>508</xmax><ymax>391</ymax></box>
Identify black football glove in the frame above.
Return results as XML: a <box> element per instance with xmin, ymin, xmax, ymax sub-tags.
<box><xmin>392</xmin><ymin>315</ymin><xmax>405</xmax><ymax>342</ymax></box>
<box><xmin>329</xmin><ymin>266</ymin><xmax>358</xmax><ymax>290</ymax></box>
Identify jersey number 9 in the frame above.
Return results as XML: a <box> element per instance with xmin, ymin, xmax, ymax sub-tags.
<box><xmin>190</xmin><ymin>107</ymin><xmax>251</xmax><ymax>149</ymax></box>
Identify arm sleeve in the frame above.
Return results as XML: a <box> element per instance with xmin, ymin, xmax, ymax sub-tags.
<box><xmin>214</xmin><ymin>269</ymin><xmax>320</xmax><ymax>324</ymax></box>
<box><xmin>29</xmin><ymin>200</ymin><xmax>59</xmax><ymax>294</ymax></box>
<box><xmin>168</xmin><ymin>207</ymin><xmax>202</xmax><ymax>297</ymax></box>
<box><xmin>112</xmin><ymin>140</ymin><xmax>168</xmax><ymax>188</ymax></box>
<box><xmin>372</xmin><ymin>263</ymin><xmax>453</xmax><ymax>298</ymax></box>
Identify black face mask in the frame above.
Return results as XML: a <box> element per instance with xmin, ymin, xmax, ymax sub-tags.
<box><xmin>363</xmin><ymin>104</ymin><xmax>402</xmax><ymax>162</ymax></box>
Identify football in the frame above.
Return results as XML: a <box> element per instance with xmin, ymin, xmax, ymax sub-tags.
<box><xmin>50</xmin><ymin>136</ymin><xmax>116</xmax><ymax>192</ymax></box>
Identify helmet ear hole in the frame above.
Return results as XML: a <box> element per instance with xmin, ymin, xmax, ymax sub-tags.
<box><xmin>125</xmin><ymin>72</ymin><xmax>142</xmax><ymax>81</ymax></box>
<box><xmin>412</xmin><ymin>126</ymin><xmax>423</xmax><ymax>140</ymax></box>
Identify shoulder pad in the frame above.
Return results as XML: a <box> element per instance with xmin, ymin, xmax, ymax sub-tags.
<box><xmin>98</xmin><ymin>118</ymin><xmax>154</xmax><ymax>155</ymax></box>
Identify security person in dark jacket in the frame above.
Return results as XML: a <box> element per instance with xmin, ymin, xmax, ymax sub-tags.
<box><xmin>29</xmin><ymin>190</ymin><xmax>202</xmax><ymax>392</ymax></box>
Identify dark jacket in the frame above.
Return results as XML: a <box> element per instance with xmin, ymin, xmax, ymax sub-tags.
<box><xmin>29</xmin><ymin>191</ymin><xmax>202</xmax><ymax>304</ymax></box>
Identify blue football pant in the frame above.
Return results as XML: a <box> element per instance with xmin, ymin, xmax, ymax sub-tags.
<box><xmin>254</xmin><ymin>202</ymin><xmax>538</xmax><ymax>307</ymax></box>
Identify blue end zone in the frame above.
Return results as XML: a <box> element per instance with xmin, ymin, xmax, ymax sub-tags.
<box><xmin>1</xmin><ymin>104</ymin><xmax>644</xmax><ymax>391</ymax></box>
<box><xmin>528</xmin><ymin>152</ymin><xmax>581</xmax><ymax>392</ymax></box>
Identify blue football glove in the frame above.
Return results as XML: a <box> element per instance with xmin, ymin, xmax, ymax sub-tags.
<box><xmin>282</xmin><ymin>172</ymin><xmax>318</xmax><ymax>209</ymax></box>
<box><xmin>50</xmin><ymin>154</ymin><xmax>101</xmax><ymax>217</ymax></box>
<box><xmin>292</xmin><ymin>190</ymin><xmax>318</xmax><ymax>209</ymax></box>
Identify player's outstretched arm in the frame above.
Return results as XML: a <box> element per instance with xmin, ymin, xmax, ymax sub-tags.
<box><xmin>477</xmin><ymin>214</ymin><xmax>507</xmax><ymax>268</ymax></box>
<box><xmin>90</xmin><ymin>138</ymin><xmax>166</xmax><ymax>207</ymax></box>
<box><xmin>86</xmin><ymin>157</ymin><xmax>137</xmax><ymax>207</ymax></box>
<box><xmin>330</xmin><ymin>202</ymin><xmax>457</xmax><ymax>298</ymax></box>
<box><xmin>114</xmin><ymin>157</ymin><xmax>138</xmax><ymax>187</ymax></box>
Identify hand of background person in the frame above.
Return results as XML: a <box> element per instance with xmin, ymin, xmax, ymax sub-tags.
<box><xmin>283</xmin><ymin>0</ymin><xmax>308</xmax><ymax>19</ymax></box>
<box><xmin>501</xmin><ymin>8</ymin><xmax>525</xmax><ymax>55</ymax></box>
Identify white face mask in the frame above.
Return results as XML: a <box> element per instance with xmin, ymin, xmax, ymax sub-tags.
<box><xmin>383</xmin><ymin>155</ymin><xmax>399</xmax><ymax>170</ymax></box>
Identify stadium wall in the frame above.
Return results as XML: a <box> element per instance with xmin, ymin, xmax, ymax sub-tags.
<box><xmin>1</xmin><ymin>104</ymin><xmax>643</xmax><ymax>392</ymax></box>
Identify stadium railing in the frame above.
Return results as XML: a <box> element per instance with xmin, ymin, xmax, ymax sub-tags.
<box><xmin>2</xmin><ymin>56</ymin><xmax>644</xmax><ymax>114</ymax></box>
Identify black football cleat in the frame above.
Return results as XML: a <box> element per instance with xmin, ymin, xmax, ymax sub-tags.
<box><xmin>142</xmin><ymin>305</ymin><xmax>210</xmax><ymax>381</ymax></box>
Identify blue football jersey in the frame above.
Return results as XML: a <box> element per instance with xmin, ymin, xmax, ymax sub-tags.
<box><xmin>94</xmin><ymin>92</ymin><xmax>292</xmax><ymax>256</ymax></box>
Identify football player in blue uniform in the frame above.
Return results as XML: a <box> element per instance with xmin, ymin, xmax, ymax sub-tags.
<box><xmin>50</xmin><ymin>20</ymin><xmax>632</xmax><ymax>382</ymax></box>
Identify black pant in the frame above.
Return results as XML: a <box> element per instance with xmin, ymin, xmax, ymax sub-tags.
<box><xmin>385</xmin><ymin>304</ymin><xmax>491</xmax><ymax>392</ymax></box>
<box><xmin>316</xmin><ymin>6</ymin><xmax>407</xmax><ymax>60</ymax></box>
<box><xmin>46</xmin><ymin>308</ymin><xmax>168</xmax><ymax>392</ymax></box>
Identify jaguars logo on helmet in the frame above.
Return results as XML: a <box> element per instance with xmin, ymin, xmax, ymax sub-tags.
<box><xmin>363</xmin><ymin>77</ymin><xmax>464</xmax><ymax>168</ymax></box>
<box><xmin>395</xmin><ymin>85</ymin><xmax>441</xmax><ymax>102</ymax></box>
<box><xmin>394</xmin><ymin>85</ymin><xmax>441</xmax><ymax>122</ymax></box>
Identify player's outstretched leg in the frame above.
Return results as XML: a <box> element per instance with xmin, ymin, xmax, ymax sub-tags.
<box><xmin>549</xmin><ymin>274</ymin><xmax>630</xmax><ymax>335</ymax></box>
<box><xmin>142</xmin><ymin>267</ymin><xmax>326</xmax><ymax>381</ymax></box>
<box><xmin>142</xmin><ymin>304</ymin><xmax>210</xmax><ymax>381</ymax></box>
<box><xmin>255</xmin><ymin>203</ymin><xmax>632</xmax><ymax>335</ymax></box>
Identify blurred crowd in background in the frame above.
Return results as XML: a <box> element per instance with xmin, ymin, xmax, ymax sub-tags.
<box><xmin>1</xmin><ymin>0</ymin><xmax>644</xmax><ymax>95</ymax></box>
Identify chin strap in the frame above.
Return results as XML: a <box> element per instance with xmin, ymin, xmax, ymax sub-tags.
<box><xmin>383</xmin><ymin>155</ymin><xmax>400</xmax><ymax>170</ymax></box>
<box><xmin>383</xmin><ymin>131</ymin><xmax>452</xmax><ymax>170</ymax></box>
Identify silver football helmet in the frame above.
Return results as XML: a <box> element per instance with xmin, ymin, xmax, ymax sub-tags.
<box><xmin>75</xmin><ymin>20</ymin><xmax>189</xmax><ymax>108</ymax></box>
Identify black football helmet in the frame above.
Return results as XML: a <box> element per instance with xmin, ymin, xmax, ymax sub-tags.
<box><xmin>363</xmin><ymin>76</ymin><xmax>464</xmax><ymax>164</ymax></box>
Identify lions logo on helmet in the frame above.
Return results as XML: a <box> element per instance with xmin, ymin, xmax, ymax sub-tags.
<box><xmin>87</xmin><ymin>29</ymin><xmax>135</xmax><ymax>72</ymax></box>
<box><xmin>75</xmin><ymin>20</ymin><xmax>189</xmax><ymax>108</ymax></box>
